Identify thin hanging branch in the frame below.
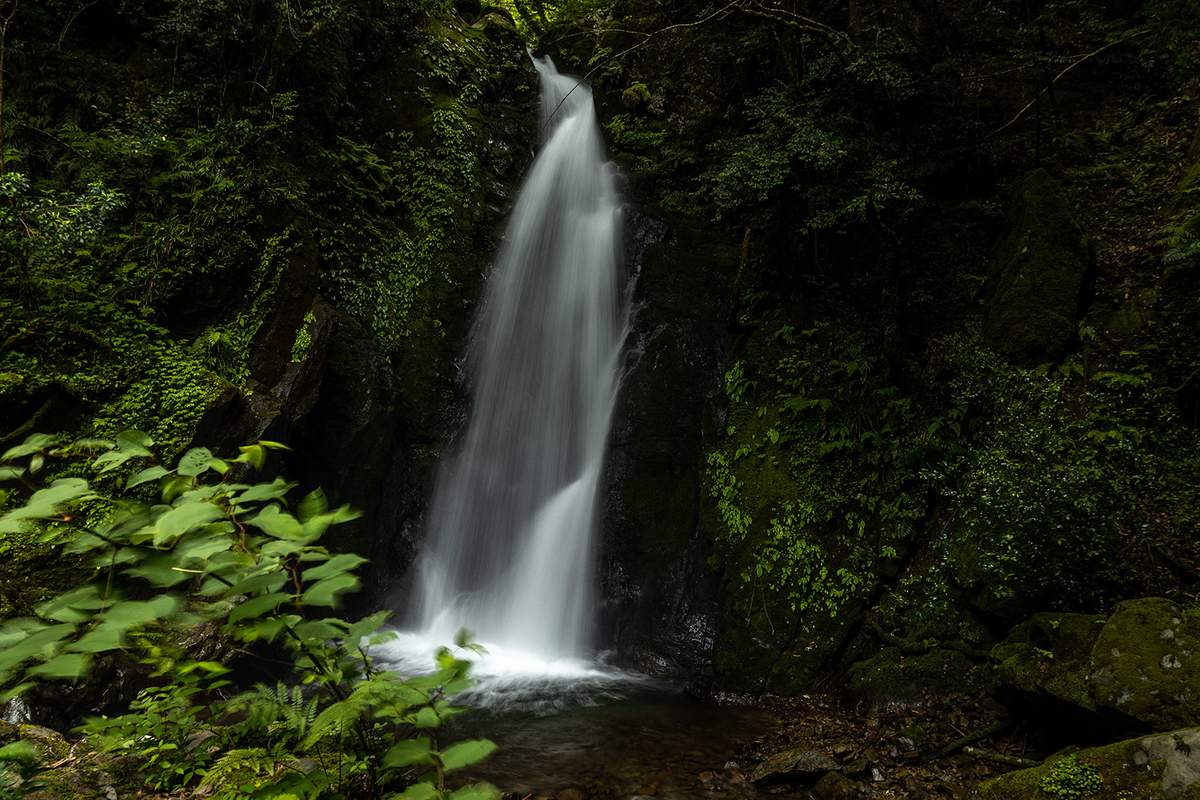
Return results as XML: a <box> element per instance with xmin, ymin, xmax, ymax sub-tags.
<box><xmin>0</xmin><ymin>0</ymin><xmax>20</xmax><ymax>176</ymax></box>
<box><xmin>989</xmin><ymin>29</ymin><xmax>1150</xmax><ymax>139</ymax></box>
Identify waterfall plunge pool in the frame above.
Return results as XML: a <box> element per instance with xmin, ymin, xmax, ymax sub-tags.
<box><xmin>375</xmin><ymin>635</ymin><xmax>775</xmax><ymax>800</ymax></box>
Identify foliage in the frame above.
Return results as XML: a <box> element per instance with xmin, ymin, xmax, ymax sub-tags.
<box><xmin>0</xmin><ymin>433</ymin><xmax>499</xmax><ymax>800</ymax></box>
<box><xmin>1040</xmin><ymin>754</ymin><xmax>1102</xmax><ymax>799</ymax></box>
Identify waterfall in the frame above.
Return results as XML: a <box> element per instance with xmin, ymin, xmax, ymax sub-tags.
<box><xmin>409</xmin><ymin>55</ymin><xmax>624</xmax><ymax>662</ymax></box>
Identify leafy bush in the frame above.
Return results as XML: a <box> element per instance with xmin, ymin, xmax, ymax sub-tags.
<box><xmin>0</xmin><ymin>433</ymin><xmax>498</xmax><ymax>800</ymax></box>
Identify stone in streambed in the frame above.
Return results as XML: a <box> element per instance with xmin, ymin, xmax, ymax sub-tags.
<box><xmin>751</xmin><ymin>746</ymin><xmax>840</xmax><ymax>782</ymax></box>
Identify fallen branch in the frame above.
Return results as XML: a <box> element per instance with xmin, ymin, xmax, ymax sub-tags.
<box><xmin>922</xmin><ymin>720</ymin><xmax>1012</xmax><ymax>764</ymax></box>
<box><xmin>964</xmin><ymin>746</ymin><xmax>1042</xmax><ymax>770</ymax></box>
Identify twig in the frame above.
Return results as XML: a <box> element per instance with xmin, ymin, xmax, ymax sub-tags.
<box><xmin>989</xmin><ymin>30</ymin><xmax>1150</xmax><ymax>139</ymax></box>
<box><xmin>539</xmin><ymin>0</ymin><xmax>742</xmax><ymax>138</ymax></box>
<box><xmin>964</xmin><ymin>746</ymin><xmax>1042</xmax><ymax>769</ymax></box>
<box><xmin>922</xmin><ymin>720</ymin><xmax>1012</xmax><ymax>764</ymax></box>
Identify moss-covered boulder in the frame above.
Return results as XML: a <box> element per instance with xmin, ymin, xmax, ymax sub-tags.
<box><xmin>991</xmin><ymin>613</ymin><xmax>1107</xmax><ymax>715</ymax></box>
<box><xmin>983</xmin><ymin>169</ymin><xmax>1092</xmax><ymax>363</ymax></box>
<box><xmin>992</xmin><ymin>599</ymin><xmax>1200</xmax><ymax>732</ymax></box>
<box><xmin>1088</xmin><ymin>598</ymin><xmax>1200</xmax><ymax>731</ymax></box>
<box><xmin>972</xmin><ymin>728</ymin><xmax>1200</xmax><ymax>799</ymax></box>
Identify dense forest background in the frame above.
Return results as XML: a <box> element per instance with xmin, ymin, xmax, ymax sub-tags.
<box><xmin>1</xmin><ymin>0</ymin><xmax>1200</xmax><ymax>794</ymax></box>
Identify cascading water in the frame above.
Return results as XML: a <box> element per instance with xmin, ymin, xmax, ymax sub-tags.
<box><xmin>381</xmin><ymin>55</ymin><xmax>645</xmax><ymax>709</ymax></box>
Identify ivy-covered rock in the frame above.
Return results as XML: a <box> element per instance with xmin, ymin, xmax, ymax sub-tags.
<box><xmin>992</xmin><ymin>599</ymin><xmax>1200</xmax><ymax>732</ymax></box>
<box><xmin>983</xmin><ymin>169</ymin><xmax>1092</xmax><ymax>363</ymax></box>
<box><xmin>972</xmin><ymin>728</ymin><xmax>1200</xmax><ymax>800</ymax></box>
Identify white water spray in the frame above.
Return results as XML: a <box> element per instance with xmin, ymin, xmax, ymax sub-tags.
<box><xmin>389</xmin><ymin>55</ymin><xmax>628</xmax><ymax>689</ymax></box>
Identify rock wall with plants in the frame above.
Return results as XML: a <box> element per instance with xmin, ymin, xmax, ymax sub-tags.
<box><xmin>541</xmin><ymin>0</ymin><xmax>1200</xmax><ymax>694</ymax></box>
<box><xmin>0</xmin><ymin>0</ymin><xmax>536</xmax><ymax>612</ymax></box>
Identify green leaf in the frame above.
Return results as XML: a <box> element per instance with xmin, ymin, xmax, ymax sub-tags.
<box><xmin>0</xmin><ymin>478</ymin><xmax>92</xmax><ymax>530</ymax></box>
<box><xmin>2</xmin><ymin>432</ymin><xmax>60</xmax><ymax>461</ymax></box>
<box><xmin>229</xmin><ymin>593</ymin><xmax>292</xmax><ymax>623</ymax></box>
<box><xmin>299</xmin><ymin>574</ymin><xmax>360</xmax><ymax>608</ymax></box>
<box><xmin>0</xmin><ymin>466</ymin><xmax>24</xmax><ymax>481</ymax></box>
<box><xmin>448</xmin><ymin>783</ymin><xmax>500</xmax><ymax>800</ymax></box>
<box><xmin>152</xmin><ymin>502</ymin><xmax>224</xmax><ymax>546</ymax></box>
<box><xmin>392</xmin><ymin>781</ymin><xmax>441</xmax><ymax>800</ymax></box>
<box><xmin>413</xmin><ymin>706</ymin><xmax>440</xmax><ymax>729</ymax></box>
<box><xmin>36</xmin><ymin>585</ymin><xmax>107</xmax><ymax>622</ymax></box>
<box><xmin>0</xmin><ymin>622</ymin><xmax>75</xmax><ymax>675</ymax></box>
<box><xmin>27</xmin><ymin>652</ymin><xmax>91</xmax><ymax>679</ymax></box>
<box><xmin>344</xmin><ymin>610</ymin><xmax>391</xmax><ymax>645</ymax></box>
<box><xmin>301</xmin><ymin>553</ymin><xmax>368</xmax><ymax>583</ymax></box>
<box><xmin>177</xmin><ymin>447</ymin><xmax>214</xmax><ymax>478</ymax></box>
<box><xmin>127</xmin><ymin>466</ymin><xmax>170</xmax><ymax>488</ymax></box>
<box><xmin>383</xmin><ymin>737</ymin><xmax>435</xmax><ymax>768</ymax></box>
<box><xmin>0</xmin><ymin>741</ymin><xmax>39</xmax><ymax>767</ymax></box>
<box><xmin>247</xmin><ymin>504</ymin><xmax>306</xmax><ymax>541</ymax></box>
<box><xmin>438</xmin><ymin>740</ymin><xmax>496</xmax><ymax>772</ymax></box>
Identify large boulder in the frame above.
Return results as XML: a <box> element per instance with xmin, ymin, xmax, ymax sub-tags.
<box><xmin>992</xmin><ymin>598</ymin><xmax>1200</xmax><ymax>731</ymax></box>
<box><xmin>983</xmin><ymin>169</ymin><xmax>1092</xmax><ymax>363</ymax></box>
<box><xmin>973</xmin><ymin>728</ymin><xmax>1200</xmax><ymax>799</ymax></box>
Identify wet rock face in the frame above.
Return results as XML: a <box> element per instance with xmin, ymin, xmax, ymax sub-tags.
<box><xmin>992</xmin><ymin>598</ymin><xmax>1200</xmax><ymax>732</ymax></box>
<box><xmin>974</xmin><ymin>728</ymin><xmax>1200</xmax><ymax>800</ymax></box>
<box><xmin>983</xmin><ymin>168</ymin><xmax>1093</xmax><ymax>363</ymax></box>
<box><xmin>598</xmin><ymin>211</ymin><xmax>735</xmax><ymax>677</ymax></box>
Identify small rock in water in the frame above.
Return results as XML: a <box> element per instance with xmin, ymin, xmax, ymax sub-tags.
<box><xmin>814</xmin><ymin>771</ymin><xmax>858</xmax><ymax>800</ymax></box>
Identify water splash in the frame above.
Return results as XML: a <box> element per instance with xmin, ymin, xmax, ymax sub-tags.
<box><xmin>403</xmin><ymin>54</ymin><xmax>624</xmax><ymax>670</ymax></box>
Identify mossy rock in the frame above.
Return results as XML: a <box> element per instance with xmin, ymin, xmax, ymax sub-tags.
<box><xmin>992</xmin><ymin>599</ymin><xmax>1200</xmax><ymax>732</ymax></box>
<box><xmin>847</xmin><ymin>646</ymin><xmax>990</xmax><ymax>709</ymax></box>
<box><xmin>992</xmin><ymin>613</ymin><xmax>1107</xmax><ymax>712</ymax></box>
<box><xmin>983</xmin><ymin>169</ymin><xmax>1092</xmax><ymax>363</ymax></box>
<box><xmin>1087</xmin><ymin>598</ymin><xmax>1200</xmax><ymax>731</ymax></box>
<box><xmin>972</xmin><ymin>728</ymin><xmax>1200</xmax><ymax>799</ymax></box>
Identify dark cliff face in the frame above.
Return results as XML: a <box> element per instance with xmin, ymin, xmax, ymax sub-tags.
<box><xmin>553</xmin><ymin>0</ymin><xmax>1200</xmax><ymax>691</ymax></box>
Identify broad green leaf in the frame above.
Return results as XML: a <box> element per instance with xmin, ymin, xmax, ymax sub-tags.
<box><xmin>177</xmin><ymin>447</ymin><xmax>213</xmax><ymax>478</ymax></box>
<box><xmin>293</xmin><ymin>618</ymin><xmax>345</xmax><ymax>641</ymax></box>
<box><xmin>0</xmin><ymin>465</ymin><xmax>25</xmax><ymax>481</ymax></box>
<box><xmin>228</xmin><ymin>593</ymin><xmax>292</xmax><ymax>623</ymax></box>
<box><xmin>301</xmin><ymin>553</ymin><xmax>368</xmax><ymax>583</ymax></box>
<box><xmin>448</xmin><ymin>783</ymin><xmax>501</xmax><ymax>800</ymax></box>
<box><xmin>234</xmin><ymin>479</ymin><xmax>296</xmax><ymax>506</ymax></box>
<box><xmin>127</xmin><ymin>466</ymin><xmax>170</xmax><ymax>488</ymax></box>
<box><xmin>36</xmin><ymin>585</ymin><xmax>107</xmax><ymax>622</ymax></box>
<box><xmin>174</xmin><ymin>529</ymin><xmax>237</xmax><ymax>564</ymax></box>
<box><xmin>26</xmin><ymin>652</ymin><xmax>90</xmax><ymax>679</ymax></box>
<box><xmin>0</xmin><ymin>741</ymin><xmax>39</xmax><ymax>767</ymax></box>
<box><xmin>223</xmin><ymin>570</ymin><xmax>287</xmax><ymax>598</ymax></box>
<box><xmin>345</xmin><ymin>610</ymin><xmax>391</xmax><ymax>645</ymax></box>
<box><xmin>413</xmin><ymin>706</ymin><xmax>440</xmax><ymax>729</ymax></box>
<box><xmin>248</xmin><ymin>505</ymin><xmax>306</xmax><ymax>540</ymax></box>
<box><xmin>2</xmin><ymin>432</ymin><xmax>60</xmax><ymax>460</ymax></box>
<box><xmin>124</xmin><ymin>552</ymin><xmax>196</xmax><ymax>587</ymax></box>
<box><xmin>67</xmin><ymin>623</ymin><xmax>126</xmax><ymax>653</ymax></box>
<box><xmin>152</xmin><ymin>502</ymin><xmax>224</xmax><ymax>547</ymax></box>
<box><xmin>438</xmin><ymin>739</ymin><xmax>496</xmax><ymax>772</ymax></box>
<box><xmin>0</xmin><ymin>478</ymin><xmax>92</xmax><ymax>530</ymax></box>
<box><xmin>0</xmin><ymin>622</ymin><xmax>75</xmax><ymax>674</ymax></box>
<box><xmin>392</xmin><ymin>781</ymin><xmax>440</xmax><ymax>800</ymax></box>
<box><xmin>299</xmin><ymin>574</ymin><xmax>359</xmax><ymax>607</ymax></box>
<box><xmin>382</xmin><ymin>738</ymin><xmax>434</xmax><ymax>768</ymax></box>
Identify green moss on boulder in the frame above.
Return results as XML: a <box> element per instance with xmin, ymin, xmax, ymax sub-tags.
<box><xmin>992</xmin><ymin>599</ymin><xmax>1200</xmax><ymax>731</ymax></box>
<box><xmin>983</xmin><ymin>169</ymin><xmax>1092</xmax><ymax>363</ymax></box>
<box><xmin>1088</xmin><ymin>598</ymin><xmax>1200</xmax><ymax>731</ymax></box>
<box><xmin>973</xmin><ymin>728</ymin><xmax>1200</xmax><ymax>799</ymax></box>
